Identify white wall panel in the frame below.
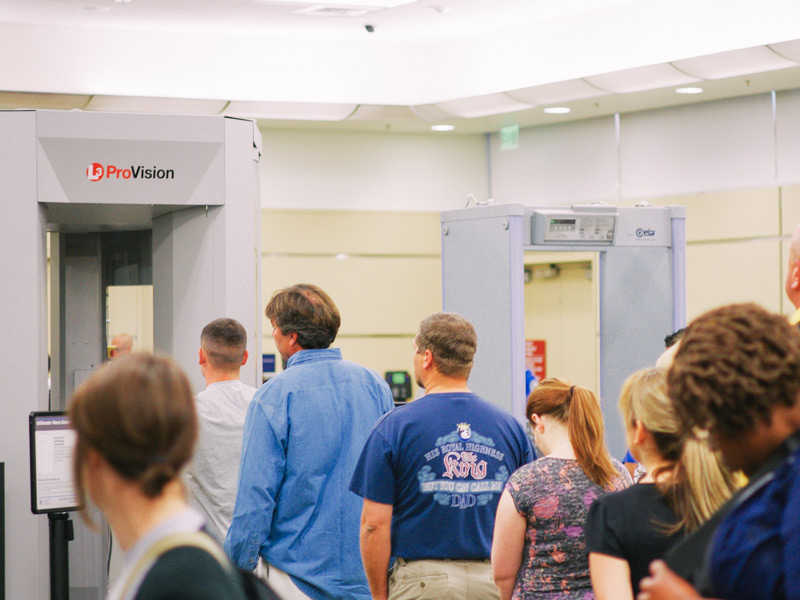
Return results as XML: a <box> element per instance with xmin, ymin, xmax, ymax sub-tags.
<box><xmin>490</xmin><ymin>116</ymin><xmax>618</xmax><ymax>205</ymax></box>
<box><xmin>259</xmin><ymin>128</ymin><xmax>486</xmax><ymax>212</ymax></box>
<box><xmin>777</xmin><ymin>90</ymin><xmax>800</xmax><ymax>185</ymax></box>
<box><xmin>619</xmin><ymin>94</ymin><xmax>776</xmax><ymax>199</ymax></box>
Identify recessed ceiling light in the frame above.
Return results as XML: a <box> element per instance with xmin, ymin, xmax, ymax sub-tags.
<box><xmin>81</xmin><ymin>5</ymin><xmax>111</xmax><ymax>11</ymax></box>
<box><xmin>543</xmin><ymin>107</ymin><xmax>571</xmax><ymax>114</ymax></box>
<box><xmin>675</xmin><ymin>87</ymin><xmax>704</xmax><ymax>94</ymax></box>
<box><xmin>114</xmin><ymin>0</ymin><xmax>133</xmax><ymax>4</ymax></box>
<box><xmin>431</xmin><ymin>124</ymin><xmax>455</xmax><ymax>131</ymax></box>
<box><xmin>335</xmin><ymin>253</ymin><xmax>349</xmax><ymax>260</ymax></box>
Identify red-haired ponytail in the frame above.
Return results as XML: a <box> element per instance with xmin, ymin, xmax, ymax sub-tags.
<box><xmin>528</xmin><ymin>378</ymin><xmax>619</xmax><ymax>490</ymax></box>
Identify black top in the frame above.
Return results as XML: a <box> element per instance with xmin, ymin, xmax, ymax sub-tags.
<box><xmin>135</xmin><ymin>546</ymin><xmax>248</xmax><ymax>600</ymax></box>
<box><xmin>585</xmin><ymin>483</ymin><xmax>684</xmax><ymax>596</ymax></box>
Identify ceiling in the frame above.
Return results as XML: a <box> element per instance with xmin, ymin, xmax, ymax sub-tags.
<box><xmin>2</xmin><ymin>0</ymin><xmax>800</xmax><ymax>132</ymax></box>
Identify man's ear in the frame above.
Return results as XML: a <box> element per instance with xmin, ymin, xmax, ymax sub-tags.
<box><xmin>422</xmin><ymin>349</ymin><xmax>434</xmax><ymax>369</ymax></box>
<box><xmin>241</xmin><ymin>349</ymin><xmax>249</xmax><ymax>366</ymax></box>
<box><xmin>288</xmin><ymin>332</ymin><xmax>300</xmax><ymax>349</ymax></box>
<box><xmin>791</xmin><ymin>262</ymin><xmax>800</xmax><ymax>291</ymax></box>
<box><xmin>198</xmin><ymin>347</ymin><xmax>206</xmax><ymax>365</ymax></box>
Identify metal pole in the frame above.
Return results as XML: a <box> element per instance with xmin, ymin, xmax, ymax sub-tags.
<box><xmin>48</xmin><ymin>513</ymin><xmax>73</xmax><ymax>600</ymax></box>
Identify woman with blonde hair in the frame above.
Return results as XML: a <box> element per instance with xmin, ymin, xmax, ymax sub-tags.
<box><xmin>585</xmin><ymin>367</ymin><xmax>737</xmax><ymax>600</ymax></box>
<box><xmin>492</xmin><ymin>378</ymin><xmax>631</xmax><ymax>600</ymax></box>
<box><xmin>69</xmin><ymin>353</ymin><xmax>266</xmax><ymax>600</ymax></box>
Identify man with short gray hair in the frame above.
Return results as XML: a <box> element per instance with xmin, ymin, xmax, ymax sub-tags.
<box><xmin>350</xmin><ymin>312</ymin><xmax>533</xmax><ymax>600</ymax></box>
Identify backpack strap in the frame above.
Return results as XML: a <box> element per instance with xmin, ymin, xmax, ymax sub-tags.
<box><xmin>119</xmin><ymin>531</ymin><xmax>232</xmax><ymax>600</ymax></box>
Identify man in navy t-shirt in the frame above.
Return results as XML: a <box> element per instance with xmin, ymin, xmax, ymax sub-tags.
<box><xmin>350</xmin><ymin>312</ymin><xmax>533</xmax><ymax>600</ymax></box>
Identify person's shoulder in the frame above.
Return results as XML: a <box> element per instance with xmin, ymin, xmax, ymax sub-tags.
<box><xmin>595</xmin><ymin>482</ymin><xmax>654</xmax><ymax>508</ymax></box>
<box><xmin>339</xmin><ymin>358</ymin><xmax>389</xmax><ymax>384</ymax></box>
<box><xmin>610</xmin><ymin>457</ymin><xmax>634</xmax><ymax>486</ymax></box>
<box><xmin>509</xmin><ymin>458</ymin><xmax>547</xmax><ymax>480</ymax></box>
<box><xmin>136</xmin><ymin>547</ymin><xmax>245</xmax><ymax>600</ymax></box>
<box><xmin>251</xmin><ymin>370</ymin><xmax>292</xmax><ymax>403</ymax></box>
<box><xmin>466</xmin><ymin>394</ymin><xmax>528</xmax><ymax>435</ymax></box>
<box><xmin>506</xmin><ymin>459</ymin><xmax>551</xmax><ymax>495</ymax></box>
<box><xmin>371</xmin><ymin>401</ymin><xmax>417</xmax><ymax>428</ymax></box>
<box><xmin>234</xmin><ymin>380</ymin><xmax>258</xmax><ymax>396</ymax></box>
<box><xmin>467</xmin><ymin>393</ymin><xmax>519</xmax><ymax>418</ymax></box>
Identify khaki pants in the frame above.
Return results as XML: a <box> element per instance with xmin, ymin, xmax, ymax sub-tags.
<box><xmin>388</xmin><ymin>558</ymin><xmax>500</xmax><ymax>600</ymax></box>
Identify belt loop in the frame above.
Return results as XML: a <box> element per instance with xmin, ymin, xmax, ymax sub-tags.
<box><xmin>397</xmin><ymin>557</ymin><xmax>407</xmax><ymax>566</ymax></box>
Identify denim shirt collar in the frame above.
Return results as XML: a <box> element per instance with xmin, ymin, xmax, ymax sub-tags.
<box><xmin>286</xmin><ymin>347</ymin><xmax>342</xmax><ymax>368</ymax></box>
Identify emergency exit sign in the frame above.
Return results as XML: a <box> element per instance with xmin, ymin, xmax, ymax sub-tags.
<box><xmin>499</xmin><ymin>124</ymin><xmax>519</xmax><ymax>151</ymax></box>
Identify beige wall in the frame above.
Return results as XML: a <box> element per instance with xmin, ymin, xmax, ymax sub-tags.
<box><xmin>261</xmin><ymin>209</ymin><xmax>442</xmax><ymax>380</ymax></box>
<box><xmin>523</xmin><ymin>252</ymin><xmax>599</xmax><ymax>393</ymax></box>
<box><xmin>106</xmin><ymin>285</ymin><xmax>154</xmax><ymax>354</ymax></box>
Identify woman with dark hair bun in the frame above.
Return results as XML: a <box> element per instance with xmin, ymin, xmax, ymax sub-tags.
<box><xmin>69</xmin><ymin>353</ymin><xmax>249</xmax><ymax>600</ymax></box>
<box><xmin>491</xmin><ymin>378</ymin><xmax>631</xmax><ymax>600</ymax></box>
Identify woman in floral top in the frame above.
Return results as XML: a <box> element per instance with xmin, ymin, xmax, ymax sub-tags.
<box><xmin>491</xmin><ymin>378</ymin><xmax>631</xmax><ymax>600</ymax></box>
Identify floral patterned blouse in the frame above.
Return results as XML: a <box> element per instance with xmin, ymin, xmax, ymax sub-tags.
<box><xmin>506</xmin><ymin>457</ymin><xmax>631</xmax><ymax>600</ymax></box>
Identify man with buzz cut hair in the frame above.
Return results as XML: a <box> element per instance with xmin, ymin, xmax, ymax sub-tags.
<box><xmin>226</xmin><ymin>284</ymin><xmax>393</xmax><ymax>600</ymax></box>
<box><xmin>185</xmin><ymin>317</ymin><xmax>256</xmax><ymax>544</ymax></box>
<box><xmin>350</xmin><ymin>312</ymin><xmax>534</xmax><ymax>600</ymax></box>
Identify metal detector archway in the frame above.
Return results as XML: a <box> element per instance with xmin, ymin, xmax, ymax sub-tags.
<box><xmin>441</xmin><ymin>203</ymin><xmax>686</xmax><ymax>457</ymax></box>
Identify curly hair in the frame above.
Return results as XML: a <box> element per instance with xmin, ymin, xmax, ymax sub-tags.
<box><xmin>667</xmin><ymin>303</ymin><xmax>800</xmax><ymax>438</ymax></box>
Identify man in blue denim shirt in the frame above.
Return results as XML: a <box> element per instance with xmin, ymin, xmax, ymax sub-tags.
<box><xmin>225</xmin><ymin>284</ymin><xmax>393</xmax><ymax>600</ymax></box>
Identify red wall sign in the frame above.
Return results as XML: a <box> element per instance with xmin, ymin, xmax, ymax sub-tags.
<box><xmin>525</xmin><ymin>339</ymin><xmax>546</xmax><ymax>381</ymax></box>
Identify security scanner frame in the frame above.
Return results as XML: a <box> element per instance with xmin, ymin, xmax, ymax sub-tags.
<box><xmin>441</xmin><ymin>203</ymin><xmax>686</xmax><ymax>457</ymax></box>
<box><xmin>0</xmin><ymin>110</ymin><xmax>263</xmax><ymax>599</ymax></box>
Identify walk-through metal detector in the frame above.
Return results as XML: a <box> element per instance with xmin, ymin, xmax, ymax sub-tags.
<box><xmin>0</xmin><ymin>110</ymin><xmax>262</xmax><ymax>599</ymax></box>
<box><xmin>441</xmin><ymin>203</ymin><xmax>686</xmax><ymax>458</ymax></box>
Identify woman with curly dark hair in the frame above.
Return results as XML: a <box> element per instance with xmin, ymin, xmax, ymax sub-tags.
<box><xmin>637</xmin><ymin>303</ymin><xmax>800</xmax><ymax>600</ymax></box>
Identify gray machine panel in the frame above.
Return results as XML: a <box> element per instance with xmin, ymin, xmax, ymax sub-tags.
<box><xmin>36</xmin><ymin>111</ymin><xmax>226</xmax><ymax>209</ymax></box>
<box><xmin>531</xmin><ymin>207</ymin><xmax>616</xmax><ymax>245</ymax></box>
<box><xmin>0</xmin><ymin>110</ymin><xmax>262</xmax><ymax>600</ymax></box>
